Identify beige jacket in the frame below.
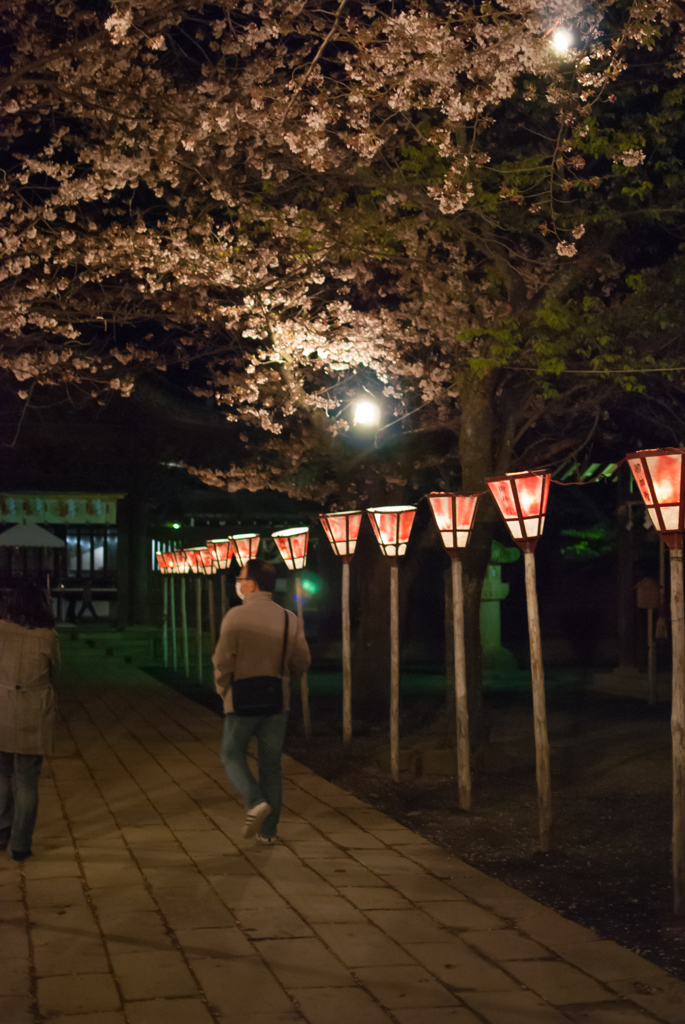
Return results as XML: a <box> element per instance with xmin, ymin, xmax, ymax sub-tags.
<box><xmin>213</xmin><ymin>591</ymin><xmax>311</xmax><ymax>713</ymax></box>
<box><xmin>0</xmin><ymin>619</ymin><xmax>60</xmax><ymax>755</ymax></box>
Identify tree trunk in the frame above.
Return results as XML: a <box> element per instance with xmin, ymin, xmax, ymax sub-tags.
<box><xmin>458</xmin><ymin>370</ymin><xmax>505</xmax><ymax>747</ymax></box>
<box><xmin>351</xmin><ymin>528</ymin><xmax>392</xmax><ymax>720</ymax></box>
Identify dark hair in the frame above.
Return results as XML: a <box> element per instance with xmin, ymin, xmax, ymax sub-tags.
<box><xmin>246</xmin><ymin>558</ymin><xmax>277</xmax><ymax>593</ymax></box>
<box><xmin>3</xmin><ymin>583</ymin><xmax>55</xmax><ymax>629</ymax></box>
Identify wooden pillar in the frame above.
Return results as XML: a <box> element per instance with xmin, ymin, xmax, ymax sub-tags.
<box><xmin>524</xmin><ymin>550</ymin><xmax>552</xmax><ymax>852</ymax></box>
<box><xmin>452</xmin><ymin>556</ymin><xmax>471</xmax><ymax>811</ymax></box>
<box><xmin>162</xmin><ymin>576</ymin><xmax>169</xmax><ymax>668</ymax></box>
<box><xmin>390</xmin><ymin>560</ymin><xmax>400</xmax><ymax>782</ymax></box>
<box><xmin>181</xmin><ymin>575</ymin><xmax>190</xmax><ymax>677</ymax></box>
<box><xmin>170</xmin><ymin>574</ymin><xmax>178</xmax><ymax>671</ymax></box>
<box><xmin>342</xmin><ymin>559</ymin><xmax>352</xmax><ymax>746</ymax></box>
<box><xmin>196</xmin><ymin>575</ymin><xmax>203</xmax><ymax>681</ymax></box>
<box><xmin>669</xmin><ymin>544</ymin><xmax>685</xmax><ymax>915</ymax></box>
<box><xmin>208</xmin><ymin>576</ymin><xmax>217</xmax><ymax>644</ymax></box>
<box><xmin>295</xmin><ymin>577</ymin><xmax>311</xmax><ymax>739</ymax></box>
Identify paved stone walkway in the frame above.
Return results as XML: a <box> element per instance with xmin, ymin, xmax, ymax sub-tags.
<box><xmin>2</xmin><ymin>662</ymin><xmax>685</xmax><ymax>1024</ymax></box>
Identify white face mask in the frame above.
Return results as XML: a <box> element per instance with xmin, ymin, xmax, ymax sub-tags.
<box><xmin>235</xmin><ymin>579</ymin><xmax>248</xmax><ymax>601</ymax></box>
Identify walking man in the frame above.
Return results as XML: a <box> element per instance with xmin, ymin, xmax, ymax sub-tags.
<box><xmin>213</xmin><ymin>558</ymin><xmax>311</xmax><ymax>844</ymax></box>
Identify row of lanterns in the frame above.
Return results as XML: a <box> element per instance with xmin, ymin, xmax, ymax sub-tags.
<box><xmin>157</xmin><ymin>447</ymin><xmax>685</xmax><ymax>915</ymax></box>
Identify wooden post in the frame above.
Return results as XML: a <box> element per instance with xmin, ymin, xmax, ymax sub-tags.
<box><xmin>162</xmin><ymin>576</ymin><xmax>169</xmax><ymax>668</ymax></box>
<box><xmin>669</xmin><ymin>544</ymin><xmax>685</xmax><ymax>916</ymax></box>
<box><xmin>342</xmin><ymin>559</ymin><xmax>352</xmax><ymax>746</ymax></box>
<box><xmin>196</xmin><ymin>575</ymin><xmax>203</xmax><ymax>681</ymax></box>
<box><xmin>451</xmin><ymin>557</ymin><xmax>471</xmax><ymax>811</ymax></box>
<box><xmin>181</xmin><ymin>575</ymin><xmax>190</xmax><ymax>677</ymax></box>
<box><xmin>208</xmin><ymin>576</ymin><xmax>217</xmax><ymax>644</ymax></box>
<box><xmin>523</xmin><ymin>550</ymin><xmax>552</xmax><ymax>852</ymax></box>
<box><xmin>295</xmin><ymin>577</ymin><xmax>311</xmax><ymax>739</ymax></box>
<box><xmin>170</xmin><ymin>574</ymin><xmax>178</xmax><ymax>671</ymax></box>
<box><xmin>390</xmin><ymin>560</ymin><xmax>400</xmax><ymax>782</ymax></box>
<box><xmin>220</xmin><ymin>574</ymin><xmax>227</xmax><ymax>619</ymax></box>
<box><xmin>648</xmin><ymin>607</ymin><xmax>656</xmax><ymax>705</ymax></box>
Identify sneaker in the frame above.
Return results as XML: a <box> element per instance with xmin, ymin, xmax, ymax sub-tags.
<box><xmin>255</xmin><ymin>834</ymin><xmax>278</xmax><ymax>845</ymax></box>
<box><xmin>241</xmin><ymin>801</ymin><xmax>271</xmax><ymax>839</ymax></box>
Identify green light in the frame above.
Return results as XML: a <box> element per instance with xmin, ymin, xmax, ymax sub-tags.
<box><xmin>301</xmin><ymin>578</ymin><xmax>319</xmax><ymax>595</ymax></box>
<box><xmin>165</xmin><ymin>522</ymin><xmax>182</xmax><ymax>530</ymax></box>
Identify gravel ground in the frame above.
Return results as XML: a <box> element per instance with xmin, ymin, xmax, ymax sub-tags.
<box><xmin>284</xmin><ymin>688</ymin><xmax>685</xmax><ymax>980</ymax></box>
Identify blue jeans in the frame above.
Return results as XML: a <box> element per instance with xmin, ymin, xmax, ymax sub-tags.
<box><xmin>221</xmin><ymin>713</ymin><xmax>288</xmax><ymax>838</ymax></box>
<box><xmin>0</xmin><ymin>752</ymin><xmax>44</xmax><ymax>853</ymax></box>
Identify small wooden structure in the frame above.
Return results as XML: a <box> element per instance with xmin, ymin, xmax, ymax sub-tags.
<box><xmin>635</xmin><ymin>577</ymin><xmax>662</xmax><ymax>705</ymax></box>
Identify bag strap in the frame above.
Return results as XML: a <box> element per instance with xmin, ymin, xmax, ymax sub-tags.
<box><xmin>280</xmin><ymin>610</ymin><xmax>289</xmax><ymax>677</ymax></box>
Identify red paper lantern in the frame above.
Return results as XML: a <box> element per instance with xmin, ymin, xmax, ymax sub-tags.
<box><xmin>272</xmin><ymin>527</ymin><xmax>309</xmax><ymax>570</ymax></box>
<box><xmin>627</xmin><ymin>447</ymin><xmax>685</xmax><ymax>548</ymax></box>
<box><xmin>206</xmin><ymin>538</ymin><xmax>234</xmax><ymax>570</ymax></box>
<box><xmin>184</xmin><ymin>546</ymin><xmax>217</xmax><ymax>575</ymax></box>
<box><xmin>229</xmin><ymin>533</ymin><xmax>260</xmax><ymax>567</ymax></box>
<box><xmin>367</xmin><ymin>505</ymin><xmax>417</xmax><ymax>559</ymax></box>
<box><xmin>319</xmin><ymin>511</ymin><xmax>362</xmax><ymax>562</ymax></box>
<box><xmin>427</xmin><ymin>492</ymin><xmax>479</xmax><ymax>554</ymax></box>
<box><xmin>168</xmin><ymin>549</ymin><xmax>191</xmax><ymax>574</ymax></box>
<box><xmin>486</xmin><ymin>470</ymin><xmax>551</xmax><ymax>552</ymax></box>
<box><xmin>156</xmin><ymin>552</ymin><xmax>175</xmax><ymax>574</ymax></box>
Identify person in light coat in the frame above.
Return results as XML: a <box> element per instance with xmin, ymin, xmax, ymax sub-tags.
<box><xmin>213</xmin><ymin>558</ymin><xmax>310</xmax><ymax>844</ymax></box>
<box><xmin>0</xmin><ymin>583</ymin><xmax>59</xmax><ymax>861</ymax></box>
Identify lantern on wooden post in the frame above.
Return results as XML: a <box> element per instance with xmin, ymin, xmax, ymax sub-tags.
<box><xmin>272</xmin><ymin>527</ymin><xmax>311</xmax><ymax>739</ymax></box>
<box><xmin>169</xmin><ymin>549</ymin><xmax>191</xmax><ymax>677</ymax></box>
<box><xmin>319</xmin><ymin>511</ymin><xmax>363</xmax><ymax>746</ymax></box>
<box><xmin>627</xmin><ymin>447</ymin><xmax>685</xmax><ymax>915</ymax></box>
<box><xmin>185</xmin><ymin>548</ymin><xmax>217</xmax><ymax>681</ymax></box>
<box><xmin>486</xmin><ymin>470</ymin><xmax>552</xmax><ymax>852</ymax></box>
<box><xmin>156</xmin><ymin>552</ymin><xmax>174</xmax><ymax>668</ymax></box>
<box><xmin>207</xmin><ymin>538</ymin><xmax>234</xmax><ymax>623</ymax></box>
<box><xmin>230</xmin><ymin>533</ymin><xmax>261</xmax><ymax>566</ymax></box>
<box><xmin>366</xmin><ymin>505</ymin><xmax>417</xmax><ymax>781</ymax></box>
<box><xmin>426</xmin><ymin>492</ymin><xmax>479</xmax><ymax>811</ymax></box>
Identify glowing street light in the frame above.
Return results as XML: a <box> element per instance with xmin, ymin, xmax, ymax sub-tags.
<box><xmin>427</xmin><ymin>492</ymin><xmax>480</xmax><ymax>810</ymax></box>
<box><xmin>320</xmin><ymin>511</ymin><xmax>364</xmax><ymax>746</ymax></box>
<box><xmin>487</xmin><ymin>469</ymin><xmax>552</xmax><ymax>851</ymax></box>
<box><xmin>272</xmin><ymin>526</ymin><xmax>312</xmax><ymax>739</ymax></box>
<box><xmin>627</xmin><ymin>447</ymin><xmax>685</xmax><ymax>915</ymax></box>
<box><xmin>353</xmin><ymin>399</ymin><xmax>381</xmax><ymax>429</ymax></box>
<box><xmin>367</xmin><ymin>505</ymin><xmax>417</xmax><ymax>780</ymax></box>
<box><xmin>552</xmin><ymin>27</ymin><xmax>572</xmax><ymax>52</ymax></box>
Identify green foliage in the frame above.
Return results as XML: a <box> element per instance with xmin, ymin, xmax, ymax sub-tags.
<box><xmin>560</xmin><ymin>523</ymin><xmax>615</xmax><ymax>561</ymax></box>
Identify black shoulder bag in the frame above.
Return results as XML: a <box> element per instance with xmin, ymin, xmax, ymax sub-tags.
<box><xmin>231</xmin><ymin>611</ymin><xmax>289</xmax><ymax>716</ymax></box>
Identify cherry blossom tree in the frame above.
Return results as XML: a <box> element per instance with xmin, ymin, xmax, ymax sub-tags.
<box><xmin>3</xmin><ymin>0</ymin><xmax>685</xmax><ymax>704</ymax></box>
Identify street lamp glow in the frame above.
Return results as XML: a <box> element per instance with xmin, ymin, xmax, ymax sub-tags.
<box><xmin>552</xmin><ymin>28</ymin><xmax>572</xmax><ymax>52</ymax></box>
<box><xmin>353</xmin><ymin>399</ymin><xmax>381</xmax><ymax>428</ymax></box>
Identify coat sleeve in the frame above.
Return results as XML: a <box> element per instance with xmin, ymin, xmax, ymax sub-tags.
<box><xmin>213</xmin><ymin>611</ymin><xmax>238</xmax><ymax>698</ymax></box>
<box><xmin>288</xmin><ymin>614</ymin><xmax>311</xmax><ymax>677</ymax></box>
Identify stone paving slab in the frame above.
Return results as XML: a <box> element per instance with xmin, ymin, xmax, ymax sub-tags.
<box><xmin>2</xmin><ymin>668</ymin><xmax>684</xmax><ymax>1024</ymax></box>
